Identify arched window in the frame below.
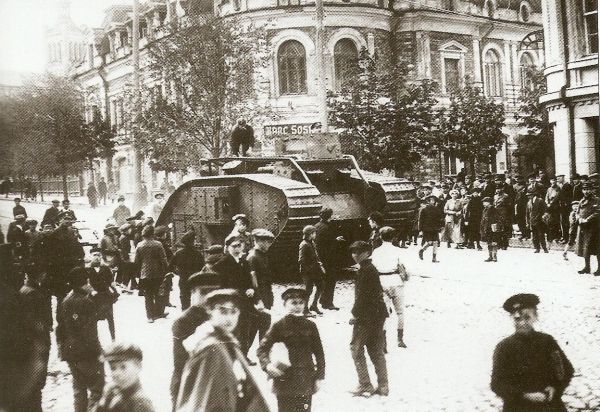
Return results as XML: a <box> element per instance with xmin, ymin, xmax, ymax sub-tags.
<box><xmin>334</xmin><ymin>39</ymin><xmax>359</xmax><ymax>92</ymax></box>
<box><xmin>278</xmin><ymin>40</ymin><xmax>307</xmax><ymax>95</ymax></box>
<box><xmin>484</xmin><ymin>0</ymin><xmax>495</xmax><ymax>17</ymax></box>
<box><xmin>519</xmin><ymin>53</ymin><xmax>535</xmax><ymax>89</ymax></box>
<box><xmin>483</xmin><ymin>49</ymin><xmax>503</xmax><ymax>97</ymax></box>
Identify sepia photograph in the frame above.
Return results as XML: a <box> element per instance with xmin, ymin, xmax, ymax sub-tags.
<box><xmin>0</xmin><ymin>0</ymin><xmax>598</xmax><ymax>410</ymax></box>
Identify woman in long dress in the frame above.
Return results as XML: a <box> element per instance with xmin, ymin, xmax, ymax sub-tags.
<box><xmin>442</xmin><ymin>189</ymin><xmax>464</xmax><ymax>248</ymax></box>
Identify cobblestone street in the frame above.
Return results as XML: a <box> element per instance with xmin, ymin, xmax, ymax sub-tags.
<box><xmin>2</xmin><ymin>199</ymin><xmax>599</xmax><ymax>411</ymax></box>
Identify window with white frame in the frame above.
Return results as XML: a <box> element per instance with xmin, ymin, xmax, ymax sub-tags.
<box><xmin>334</xmin><ymin>39</ymin><xmax>359</xmax><ymax>92</ymax></box>
<box><xmin>583</xmin><ymin>0</ymin><xmax>598</xmax><ymax>54</ymax></box>
<box><xmin>443</xmin><ymin>58</ymin><xmax>461</xmax><ymax>94</ymax></box>
<box><xmin>519</xmin><ymin>53</ymin><xmax>535</xmax><ymax>90</ymax></box>
<box><xmin>484</xmin><ymin>49</ymin><xmax>503</xmax><ymax>97</ymax></box>
<box><xmin>439</xmin><ymin>42</ymin><xmax>466</xmax><ymax>94</ymax></box>
<box><xmin>278</xmin><ymin>40</ymin><xmax>307</xmax><ymax>95</ymax></box>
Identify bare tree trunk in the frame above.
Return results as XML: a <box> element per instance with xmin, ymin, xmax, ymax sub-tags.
<box><xmin>62</xmin><ymin>174</ymin><xmax>68</xmax><ymax>201</ymax></box>
<box><xmin>106</xmin><ymin>153</ymin><xmax>113</xmax><ymax>182</ymax></box>
<box><xmin>38</xmin><ymin>176</ymin><xmax>44</xmax><ymax>202</ymax></box>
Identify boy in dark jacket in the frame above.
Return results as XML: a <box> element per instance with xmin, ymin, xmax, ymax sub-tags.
<box><xmin>418</xmin><ymin>195</ymin><xmax>444</xmax><ymax>262</ymax></box>
<box><xmin>97</xmin><ymin>342</ymin><xmax>155</xmax><ymax>412</ymax></box>
<box><xmin>258</xmin><ymin>287</ymin><xmax>325</xmax><ymax>412</ymax></box>
<box><xmin>480</xmin><ymin>197</ymin><xmax>499</xmax><ymax>262</ymax></box>
<box><xmin>298</xmin><ymin>225</ymin><xmax>324</xmax><ymax>316</ymax></box>
<box><xmin>156</xmin><ymin>272</ymin><xmax>174</xmax><ymax>318</ymax></box>
<box><xmin>57</xmin><ymin>266</ymin><xmax>105</xmax><ymax>412</ymax></box>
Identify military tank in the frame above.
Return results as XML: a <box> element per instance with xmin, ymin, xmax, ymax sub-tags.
<box><xmin>157</xmin><ymin>134</ymin><xmax>419</xmax><ymax>279</ymax></box>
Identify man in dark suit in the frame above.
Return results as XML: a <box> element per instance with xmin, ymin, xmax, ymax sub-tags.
<box><xmin>134</xmin><ymin>225</ymin><xmax>168</xmax><ymax>322</ymax></box>
<box><xmin>526</xmin><ymin>189</ymin><xmax>548</xmax><ymax>253</ymax></box>
<box><xmin>572</xmin><ymin>174</ymin><xmax>584</xmax><ymax>202</ymax></box>
<box><xmin>168</xmin><ymin>230</ymin><xmax>204</xmax><ymax>310</ymax></box>
<box><xmin>348</xmin><ymin>240</ymin><xmax>388</xmax><ymax>397</ymax></box>
<box><xmin>214</xmin><ymin>235</ymin><xmax>270</xmax><ymax>358</ymax></box>
<box><xmin>557</xmin><ymin>175</ymin><xmax>573</xmax><ymax>243</ymax></box>
<box><xmin>315</xmin><ymin>207</ymin><xmax>342</xmax><ymax>310</ymax></box>
<box><xmin>12</xmin><ymin>197</ymin><xmax>27</xmax><ymax>219</ymax></box>
<box><xmin>41</xmin><ymin>200</ymin><xmax>61</xmax><ymax>227</ymax></box>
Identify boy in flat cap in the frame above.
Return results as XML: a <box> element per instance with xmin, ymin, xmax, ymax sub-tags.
<box><xmin>526</xmin><ymin>189</ymin><xmax>549</xmax><ymax>254</ymax></box>
<box><xmin>175</xmin><ymin>289</ymin><xmax>270</xmax><ymax>412</ymax></box>
<box><xmin>418</xmin><ymin>195</ymin><xmax>444</xmax><ymax>262</ymax></box>
<box><xmin>87</xmin><ymin>247</ymin><xmax>119</xmax><ymax>340</ymax></box>
<box><xmin>97</xmin><ymin>343</ymin><xmax>155</xmax><ymax>412</ymax></box>
<box><xmin>247</xmin><ymin>228</ymin><xmax>275</xmax><ymax>309</ymax></box>
<box><xmin>491</xmin><ymin>293</ymin><xmax>573</xmax><ymax>411</ymax></box>
<box><xmin>229</xmin><ymin>214</ymin><xmax>253</xmax><ymax>254</ymax></box>
<box><xmin>258</xmin><ymin>288</ymin><xmax>325</xmax><ymax>412</ymax></box>
<box><xmin>480</xmin><ymin>197</ymin><xmax>499</xmax><ymax>262</ymax></box>
<box><xmin>348</xmin><ymin>240</ymin><xmax>388</xmax><ymax>397</ymax></box>
<box><xmin>169</xmin><ymin>230</ymin><xmax>204</xmax><ymax>310</ymax></box>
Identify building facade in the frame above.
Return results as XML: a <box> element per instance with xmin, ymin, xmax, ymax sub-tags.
<box><xmin>66</xmin><ymin>0</ymin><xmax>543</xmax><ymax>194</ymax></box>
<box><xmin>539</xmin><ymin>0</ymin><xmax>599</xmax><ymax>178</ymax></box>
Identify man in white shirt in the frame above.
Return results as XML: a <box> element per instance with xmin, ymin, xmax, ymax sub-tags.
<box><xmin>371</xmin><ymin>226</ymin><xmax>410</xmax><ymax>348</ymax></box>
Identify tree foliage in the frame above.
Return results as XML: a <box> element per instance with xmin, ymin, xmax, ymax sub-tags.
<box><xmin>328</xmin><ymin>49</ymin><xmax>439</xmax><ymax>175</ymax></box>
<box><xmin>135</xmin><ymin>15</ymin><xmax>272</xmax><ymax>170</ymax></box>
<box><xmin>513</xmin><ymin>67</ymin><xmax>552</xmax><ymax>164</ymax></box>
<box><xmin>437</xmin><ymin>83</ymin><xmax>506</xmax><ymax>170</ymax></box>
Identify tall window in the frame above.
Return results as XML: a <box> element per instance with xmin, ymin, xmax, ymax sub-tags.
<box><xmin>519</xmin><ymin>53</ymin><xmax>535</xmax><ymax>89</ymax></box>
<box><xmin>334</xmin><ymin>39</ymin><xmax>359</xmax><ymax>92</ymax></box>
<box><xmin>278</xmin><ymin>40</ymin><xmax>307</xmax><ymax>95</ymax></box>
<box><xmin>584</xmin><ymin>0</ymin><xmax>598</xmax><ymax>54</ymax></box>
<box><xmin>484</xmin><ymin>49</ymin><xmax>503</xmax><ymax>97</ymax></box>
<box><xmin>444</xmin><ymin>58</ymin><xmax>461</xmax><ymax>93</ymax></box>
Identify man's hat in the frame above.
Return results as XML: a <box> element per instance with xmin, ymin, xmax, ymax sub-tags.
<box><xmin>119</xmin><ymin>223</ymin><xmax>131</xmax><ymax>232</ymax></box>
<box><xmin>281</xmin><ymin>287</ymin><xmax>307</xmax><ymax>302</ymax></box>
<box><xmin>154</xmin><ymin>225</ymin><xmax>168</xmax><ymax>237</ymax></box>
<box><xmin>15</xmin><ymin>214</ymin><xmax>26</xmax><ymax>220</ymax></box>
<box><xmin>225</xmin><ymin>234</ymin><xmax>244</xmax><ymax>247</ymax></box>
<box><xmin>126</xmin><ymin>211</ymin><xmax>144</xmax><ymax>222</ymax></box>
<box><xmin>188</xmin><ymin>268</ymin><xmax>221</xmax><ymax>290</ymax></box>
<box><xmin>104</xmin><ymin>223</ymin><xmax>119</xmax><ymax>233</ymax></box>
<box><xmin>302</xmin><ymin>225</ymin><xmax>316</xmax><ymax>236</ymax></box>
<box><xmin>117</xmin><ymin>195</ymin><xmax>125</xmax><ymax>202</ymax></box>
<box><xmin>90</xmin><ymin>246</ymin><xmax>102</xmax><ymax>254</ymax></box>
<box><xmin>103</xmin><ymin>342</ymin><xmax>143</xmax><ymax>362</ymax></box>
<box><xmin>526</xmin><ymin>189</ymin><xmax>538</xmax><ymax>196</ymax></box>
<box><xmin>571</xmin><ymin>200</ymin><xmax>580</xmax><ymax>206</ymax></box>
<box><xmin>178</xmin><ymin>230</ymin><xmax>195</xmax><ymax>246</ymax></box>
<box><xmin>349</xmin><ymin>240</ymin><xmax>371</xmax><ymax>254</ymax></box>
<box><xmin>424</xmin><ymin>194</ymin><xmax>438</xmax><ymax>201</ymax></box>
<box><xmin>581</xmin><ymin>174</ymin><xmax>589</xmax><ymax>180</ymax></box>
<box><xmin>319</xmin><ymin>207</ymin><xmax>333</xmax><ymax>220</ymax></box>
<box><xmin>582</xmin><ymin>181</ymin><xmax>595</xmax><ymax>190</ymax></box>
<box><xmin>232</xmin><ymin>214</ymin><xmax>249</xmax><ymax>224</ymax></box>
<box><xmin>251</xmin><ymin>228</ymin><xmax>275</xmax><ymax>240</ymax></box>
<box><xmin>528</xmin><ymin>172</ymin><xmax>536</xmax><ymax>179</ymax></box>
<box><xmin>207</xmin><ymin>244</ymin><xmax>224</xmax><ymax>255</ymax></box>
<box><xmin>13</xmin><ymin>197</ymin><xmax>20</xmax><ymax>201</ymax></box>
<box><xmin>481</xmin><ymin>196</ymin><xmax>492</xmax><ymax>203</ymax></box>
<box><xmin>203</xmin><ymin>288</ymin><xmax>242</xmax><ymax>308</ymax></box>
<box><xmin>142</xmin><ymin>217</ymin><xmax>154</xmax><ymax>227</ymax></box>
<box><xmin>62</xmin><ymin>199</ymin><xmax>70</xmax><ymax>204</ymax></box>
<box><xmin>26</xmin><ymin>219</ymin><xmax>37</xmax><ymax>225</ymax></box>
<box><xmin>502</xmin><ymin>293</ymin><xmax>540</xmax><ymax>313</ymax></box>
<box><xmin>52</xmin><ymin>199</ymin><xmax>60</xmax><ymax>204</ymax></box>
<box><xmin>154</xmin><ymin>193</ymin><xmax>164</xmax><ymax>199</ymax></box>
<box><xmin>556</xmin><ymin>174</ymin><xmax>565</xmax><ymax>178</ymax></box>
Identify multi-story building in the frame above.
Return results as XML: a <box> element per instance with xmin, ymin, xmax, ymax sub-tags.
<box><xmin>66</xmin><ymin>0</ymin><xmax>543</xmax><ymax>194</ymax></box>
<box><xmin>539</xmin><ymin>0</ymin><xmax>598</xmax><ymax>177</ymax></box>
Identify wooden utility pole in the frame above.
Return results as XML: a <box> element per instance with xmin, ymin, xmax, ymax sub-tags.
<box><xmin>315</xmin><ymin>0</ymin><xmax>328</xmax><ymax>131</ymax></box>
<box><xmin>132</xmin><ymin>0</ymin><xmax>145</xmax><ymax>209</ymax></box>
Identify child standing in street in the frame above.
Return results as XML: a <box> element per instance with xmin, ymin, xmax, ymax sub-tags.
<box><xmin>96</xmin><ymin>342</ymin><xmax>155</xmax><ymax>412</ymax></box>
<box><xmin>480</xmin><ymin>197</ymin><xmax>499</xmax><ymax>262</ymax></box>
<box><xmin>563</xmin><ymin>201</ymin><xmax>580</xmax><ymax>260</ymax></box>
<box><xmin>257</xmin><ymin>287</ymin><xmax>325</xmax><ymax>412</ymax></box>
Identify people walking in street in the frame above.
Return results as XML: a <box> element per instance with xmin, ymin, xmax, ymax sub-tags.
<box><xmin>464</xmin><ymin>189</ymin><xmax>483</xmax><ymax>250</ymax></box>
<box><xmin>112</xmin><ymin>196</ymin><xmax>131</xmax><ymax>226</ymax></box>
<box><xmin>247</xmin><ymin>228</ymin><xmax>276</xmax><ymax>310</ymax></box>
<box><xmin>258</xmin><ymin>287</ymin><xmax>325</xmax><ymax>412</ymax></box>
<box><xmin>87</xmin><ymin>181</ymin><xmax>99</xmax><ymax>209</ymax></box>
<box><xmin>56</xmin><ymin>266</ymin><xmax>105</xmax><ymax>412</ymax></box>
<box><xmin>12</xmin><ymin>197</ymin><xmax>27</xmax><ymax>218</ymax></box>
<box><xmin>526</xmin><ymin>189</ymin><xmax>548</xmax><ymax>254</ymax></box>
<box><xmin>576</xmin><ymin>182</ymin><xmax>599</xmax><ymax>275</ymax></box>
<box><xmin>348</xmin><ymin>240</ymin><xmax>388</xmax><ymax>397</ymax></box>
<box><xmin>371</xmin><ymin>226</ymin><xmax>410</xmax><ymax>348</ymax></box>
<box><xmin>229</xmin><ymin>118</ymin><xmax>255</xmax><ymax>157</ymax></box>
<box><xmin>155</xmin><ymin>225</ymin><xmax>174</xmax><ymax>262</ymax></box>
<box><xmin>298</xmin><ymin>225</ymin><xmax>324</xmax><ymax>316</ymax></box>
<box><xmin>315</xmin><ymin>207</ymin><xmax>343</xmax><ymax>310</ymax></box>
<box><xmin>480</xmin><ymin>197</ymin><xmax>499</xmax><ymax>262</ymax></box>
<box><xmin>134</xmin><ymin>225</ymin><xmax>169</xmax><ymax>323</ymax></box>
<box><xmin>442</xmin><ymin>189</ymin><xmax>464</xmax><ymax>248</ymax></box>
<box><xmin>117</xmin><ymin>223</ymin><xmax>136</xmax><ymax>291</ymax></box>
<box><xmin>491</xmin><ymin>293</ymin><xmax>574</xmax><ymax>411</ymax></box>
<box><xmin>368</xmin><ymin>211</ymin><xmax>384</xmax><ymax>250</ymax></box>
<box><xmin>494</xmin><ymin>185</ymin><xmax>512</xmax><ymax>250</ymax></box>
<box><xmin>418</xmin><ymin>195</ymin><xmax>444</xmax><ymax>262</ymax></box>
<box><xmin>97</xmin><ymin>342</ymin><xmax>155</xmax><ymax>412</ymax></box>
<box><xmin>175</xmin><ymin>289</ymin><xmax>271</xmax><ymax>412</ymax></box>
<box><xmin>97</xmin><ymin>177</ymin><xmax>108</xmax><ymax>205</ymax></box>
<box><xmin>87</xmin><ymin>247</ymin><xmax>119</xmax><ymax>340</ymax></box>
<box><xmin>169</xmin><ymin>230</ymin><xmax>205</xmax><ymax>310</ymax></box>
<box><xmin>563</xmin><ymin>201</ymin><xmax>580</xmax><ymax>260</ymax></box>
<box><xmin>545</xmin><ymin>176</ymin><xmax>562</xmax><ymax>242</ymax></box>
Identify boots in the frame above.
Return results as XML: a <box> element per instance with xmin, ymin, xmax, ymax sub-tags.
<box><xmin>432</xmin><ymin>253</ymin><xmax>439</xmax><ymax>263</ymax></box>
<box><xmin>383</xmin><ymin>330</ymin><xmax>388</xmax><ymax>354</ymax></box>
<box><xmin>397</xmin><ymin>329</ymin><xmax>407</xmax><ymax>348</ymax></box>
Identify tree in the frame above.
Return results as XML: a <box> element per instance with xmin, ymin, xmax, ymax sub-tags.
<box><xmin>85</xmin><ymin>107</ymin><xmax>117</xmax><ymax>182</ymax></box>
<box><xmin>514</xmin><ymin>67</ymin><xmax>552</xmax><ymax>169</ymax></box>
<box><xmin>328</xmin><ymin>49</ymin><xmax>439</xmax><ymax>175</ymax></box>
<box><xmin>437</xmin><ymin>83</ymin><xmax>506</xmax><ymax>174</ymax></box>
<box><xmin>10</xmin><ymin>75</ymin><xmax>102</xmax><ymax>198</ymax></box>
<box><xmin>135</xmin><ymin>15</ymin><xmax>272</xmax><ymax>170</ymax></box>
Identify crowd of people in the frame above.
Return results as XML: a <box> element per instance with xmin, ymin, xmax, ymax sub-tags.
<box><xmin>0</xmin><ymin>168</ymin><xmax>587</xmax><ymax>412</ymax></box>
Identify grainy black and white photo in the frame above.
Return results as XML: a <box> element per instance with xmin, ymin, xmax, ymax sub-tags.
<box><xmin>0</xmin><ymin>0</ymin><xmax>598</xmax><ymax>410</ymax></box>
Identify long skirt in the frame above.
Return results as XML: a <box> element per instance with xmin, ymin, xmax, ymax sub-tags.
<box><xmin>442</xmin><ymin>219</ymin><xmax>464</xmax><ymax>244</ymax></box>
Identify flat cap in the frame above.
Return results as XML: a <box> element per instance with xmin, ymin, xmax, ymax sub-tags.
<box><xmin>103</xmin><ymin>342</ymin><xmax>143</xmax><ymax>362</ymax></box>
<box><xmin>232</xmin><ymin>214</ymin><xmax>249</xmax><ymax>223</ymax></box>
<box><xmin>302</xmin><ymin>225</ymin><xmax>316</xmax><ymax>236</ymax></box>
<box><xmin>349</xmin><ymin>240</ymin><xmax>371</xmax><ymax>253</ymax></box>
<box><xmin>119</xmin><ymin>223</ymin><xmax>131</xmax><ymax>232</ymax></box>
<box><xmin>188</xmin><ymin>268</ymin><xmax>221</xmax><ymax>290</ymax></box>
<box><xmin>571</xmin><ymin>200</ymin><xmax>580</xmax><ymax>206</ymax></box>
<box><xmin>14</xmin><ymin>214</ymin><xmax>26</xmax><ymax>220</ymax></box>
<box><xmin>154</xmin><ymin>193</ymin><xmax>165</xmax><ymax>199</ymax></box>
<box><xmin>204</xmin><ymin>288</ymin><xmax>242</xmax><ymax>308</ymax></box>
<box><xmin>481</xmin><ymin>196</ymin><xmax>492</xmax><ymax>203</ymax></box>
<box><xmin>319</xmin><ymin>207</ymin><xmax>333</xmax><ymax>220</ymax></box>
<box><xmin>26</xmin><ymin>219</ymin><xmax>38</xmax><ymax>224</ymax></box>
<box><xmin>503</xmin><ymin>293</ymin><xmax>540</xmax><ymax>313</ymax></box>
<box><xmin>224</xmin><ymin>234</ymin><xmax>244</xmax><ymax>247</ymax></box>
<box><xmin>90</xmin><ymin>246</ymin><xmax>102</xmax><ymax>254</ymax></box>
<box><xmin>281</xmin><ymin>287</ymin><xmax>307</xmax><ymax>302</ymax></box>
<box><xmin>251</xmin><ymin>228</ymin><xmax>275</xmax><ymax>239</ymax></box>
<box><xmin>104</xmin><ymin>223</ymin><xmax>118</xmax><ymax>232</ymax></box>
<box><xmin>126</xmin><ymin>211</ymin><xmax>144</xmax><ymax>221</ymax></box>
<box><xmin>178</xmin><ymin>230</ymin><xmax>195</xmax><ymax>246</ymax></box>
<box><xmin>117</xmin><ymin>195</ymin><xmax>125</xmax><ymax>202</ymax></box>
<box><xmin>207</xmin><ymin>244</ymin><xmax>224</xmax><ymax>255</ymax></box>
<box><xmin>52</xmin><ymin>199</ymin><xmax>61</xmax><ymax>204</ymax></box>
<box><xmin>154</xmin><ymin>225</ymin><xmax>168</xmax><ymax>237</ymax></box>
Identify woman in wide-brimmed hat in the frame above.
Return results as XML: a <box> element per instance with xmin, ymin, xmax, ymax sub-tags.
<box><xmin>442</xmin><ymin>189</ymin><xmax>464</xmax><ymax>248</ymax></box>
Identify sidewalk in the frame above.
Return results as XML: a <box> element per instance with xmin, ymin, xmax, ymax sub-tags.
<box><xmin>0</xmin><ymin>194</ymin><xmax>97</xmax><ymax>206</ymax></box>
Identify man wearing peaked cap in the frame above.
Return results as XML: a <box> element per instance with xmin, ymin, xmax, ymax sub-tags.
<box><xmin>42</xmin><ymin>199</ymin><xmax>61</xmax><ymax>227</ymax></box>
<box><xmin>229</xmin><ymin>214</ymin><xmax>252</xmax><ymax>254</ymax></box>
<box><xmin>248</xmin><ymin>228</ymin><xmax>276</xmax><ymax>309</ymax></box>
<box><xmin>126</xmin><ymin>210</ymin><xmax>145</xmax><ymax>222</ymax></box>
<box><xmin>491</xmin><ymin>293</ymin><xmax>574</xmax><ymax>411</ymax></box>
<box><xmin>169</xmin><ymin>230</ymin><xmax>204</xmax><ymax>310</ymax></box>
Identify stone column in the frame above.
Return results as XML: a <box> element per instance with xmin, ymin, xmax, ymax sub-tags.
<box><xmin>417</xmin><ymin>31</ymin><xmax>431</xmax><ymax>79</ymax></box>
<box><xmin>503</xmin><ymin>41</ymin><xmax>513</xmax><ymax>85</ymax></box>
<box><xmin>472</xmin><ymin>38</ymin><xmax>482</xmax><ymax>85</ymax></box>
<box><xmin>367</xmin><ymin>33</ymin><xmax>375</xmax><ymax>56</ymax></box>
<box><xmin>510</xmin><ymin>42</ymin><xmax>519</xmax><ymax>86</ymax></box>
<box><xmin>574</xmin><ymin>118</ymin><xmax>598</xmax><ymax>175</ymax></box>
<box><xmin>553</xmin><ymin>118</ymin><xmax>572</xmax><ymax>177</ymax></box>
